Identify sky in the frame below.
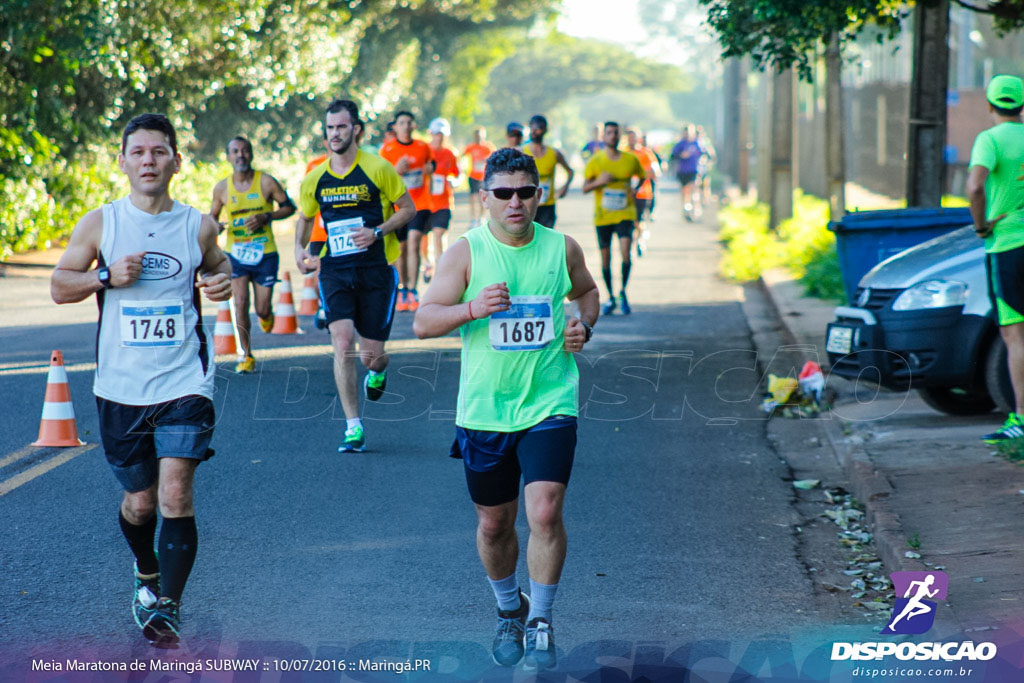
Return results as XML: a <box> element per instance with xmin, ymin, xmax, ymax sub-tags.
<box><xmin>556</xmin><ymin>0</ymin><xmax>648</xmax><ymax>45</ymax></box>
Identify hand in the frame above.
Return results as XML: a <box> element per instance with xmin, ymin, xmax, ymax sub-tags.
<box><xmin>196</xmin><ymin>272</ymin><xmax>231</xmax><ymax>302</ymax></box>
<box><xmin>976</xmin><ymin>213</ymin><xmax>1007</xmax><ymax>239</ymax></box>
<box><xmin>351</xmin><ymin>226</ymin><xmax>376</xmax><ymax>249</ymax></box>
<box><xmin>243</xmin><ymin>212</ymin><xmax>268</xmax><ymax>232</ymax></box>
<box><xmin>597</xmin><ymin>171</ymin><xmax>614</xmax><ymax>186</ymax></box>
<box><xmin>557</xmin><ymin>184</ymin><xmax>570</xmax><ymax>199</ymax></box>
<box><xmin>563</xmin><ymin>317</ymin><xmax>587</xmax><ymax>353</ymax></box>
<box><xmin>296</xmin><ymin>245</ymin><xmax>320</xmax><ymax>274</ymax></box>
<box><xmin>395</xmin><ymin>157</ymin><xmax>412</xmax><ymax>174</ymax></box>
<box><xmin>470</xmin><ymin>282</ymin><xmax>511</xmax><ymax>319</ymax></box>
<box><xmin>109</xmin><ymin>251</ymin><xmax>145</xmax><ymax>287</ymax></box>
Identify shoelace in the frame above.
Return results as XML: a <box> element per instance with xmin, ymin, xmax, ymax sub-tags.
<box><xmin>496</xmin><ymin>616</ymin><xmax>524</xmax><ymax>639</ymax></box>
<box><xmin>531</xmin><ymin>624</ymin><xmax>550</xmax><ymax>651</ymax></box>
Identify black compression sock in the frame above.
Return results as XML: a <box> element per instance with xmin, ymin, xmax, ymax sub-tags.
<box><xmin>119</xmin><ymin>510</ymin><xmax>158</xmax><ymax>575</ymax></box>
<box><xmin>602</xmin><ymin>266</ymin><xmax>614</xmax><ymax>298</ymax></box>
<box><xmin>621</xmin><ymin>261</ymin><xmax>632</xmax><ymax>289</ymax></box>
<box><xmin>158</xmin><ymin>516</ymin><xmax>198</xmax><ymax>602</ymax></box>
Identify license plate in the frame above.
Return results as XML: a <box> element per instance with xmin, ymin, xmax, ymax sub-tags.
<box><xmin>826</xmin><ymin>325</ymin><xmax>854</xmax><ymax>354</ymax></box>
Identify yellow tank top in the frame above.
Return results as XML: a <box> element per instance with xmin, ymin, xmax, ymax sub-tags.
<box><xmin>525</xmin><ymin>145</ymin><xmax>558</xmax><ymax>206</ymax></box>
<box><xmin>224</xmin><ymin>171</ymin><xmax>277</xmax><ymax>255</ymax></box>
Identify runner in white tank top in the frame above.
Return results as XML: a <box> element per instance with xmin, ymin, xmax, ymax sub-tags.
<box><xmin>50</xmin><ymin>114</ymin><xmax>231</xmax><ymax>647</ymax></box>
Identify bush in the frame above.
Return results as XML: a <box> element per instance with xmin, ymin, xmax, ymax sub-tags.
<box><xmin>718</xmin><ymin>191</ymin><xmax>844</xmax><ymax>302</ymax></box>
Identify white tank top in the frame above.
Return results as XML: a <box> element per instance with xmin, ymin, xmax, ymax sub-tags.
<box><xmin>93</xmin><ymin>197</ymin><xmax>214</xmax><ymax>405</ymax></box>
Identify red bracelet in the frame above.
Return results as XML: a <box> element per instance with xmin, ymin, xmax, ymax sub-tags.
<box><xmin>468</xmin><ymin>300</ymin><xmax>476</xmax><ymax>320</ymax></box>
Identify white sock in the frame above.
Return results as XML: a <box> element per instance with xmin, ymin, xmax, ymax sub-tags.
<box><xmin>488</xmin><ymin>573</ymin><xmax>521</xmax><ymax>612</ymax></box>
<box><xmin>346</xmin><ymin>418</ymin><xmax>362</xmax><ymax>431</ymax></box>
<box><xmin>527</xmin><ymin>579</ymin><xmax>558</xmax><ymax>623</ymax></box>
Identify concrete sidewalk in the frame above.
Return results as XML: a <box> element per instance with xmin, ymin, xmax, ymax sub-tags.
<box><xmin>760</xmin><ymin>268</ymin><xmax>1024</xmax><ymax>633</ymax></box>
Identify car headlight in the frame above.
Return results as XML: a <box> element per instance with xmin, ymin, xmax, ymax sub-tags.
<box><xmin>892</xmin><ymin>280</ymin><xmax>968</xmax><ymax>311</ymax></box>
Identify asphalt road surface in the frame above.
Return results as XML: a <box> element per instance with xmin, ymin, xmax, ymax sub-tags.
<box><xmin>0</xmin><ymin>187</ymin><xmax>863</xmax><ymax>680</ymax></box>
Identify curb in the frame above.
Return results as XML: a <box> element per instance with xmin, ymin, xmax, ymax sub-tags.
<box><xmin>757</xmin><ymin>275</ymin><xmax>917</xmax><ymax>576</ymax></box>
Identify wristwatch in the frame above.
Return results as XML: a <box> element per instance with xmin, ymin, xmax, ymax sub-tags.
<box><xmin>580</xmin><ymin>320</ymin><xmax>594</xmax><ymax>342</ymax></box>
<box><xmin>374</xmin><ymin>227</ymin><xmax>384</xmax><ymax>241</ymax></box>
<box><xmin>97</xmin><ymin>267</ymin><xmax>112</xmax><ymax>289</ymax></box>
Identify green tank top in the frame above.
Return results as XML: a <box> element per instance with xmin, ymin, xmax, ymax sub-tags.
<box><xmin>457</xmin><ymin>223</ymin><xmax>578</xmax><ymax>431</ymax></box>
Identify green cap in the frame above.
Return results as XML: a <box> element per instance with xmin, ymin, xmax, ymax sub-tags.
<box><xmin>987</xmin><ymin>74</ymin><xmax>1024</xmax><ymax>109</ymax></box>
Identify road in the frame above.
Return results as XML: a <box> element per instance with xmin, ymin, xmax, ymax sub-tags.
<box><xmin>0</xmin><ymin>187</ymin><xmax>872</xmax><ymax>680</ymax></box>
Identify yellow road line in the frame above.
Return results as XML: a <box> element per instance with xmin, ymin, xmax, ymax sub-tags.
<box><xmin>0</xmin><ymin>444</ymin><xmax>97</xmax><ymax>496</ymax></box>
<box><xmin>0</xmin><ymin>445</ymin><xmax>41</xmax><ymax>470</ymax></box>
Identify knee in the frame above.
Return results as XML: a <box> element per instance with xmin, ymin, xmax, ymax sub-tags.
<box><xmin>158</xmin><ymin>479</ymin><xmax>194</xmax><ymax>517</ymax></box>
<box><xmin>361</xmin><ymin>350</ymin><xmax>386</xmax><ymax>370</ymax></box>
<box><xmin>478</xmin><ymin>513</ymin><xmax>515</xmax><ymax>544</ymax></box>
<box><xmin>122</xmin><ymin>491</ymin><xmax>157</xmax><ymax>523</ymax></box>
<box><xmin>330</xmin><ymin>329</ymin><xmax>356</xmax><ymax>352</ymax></box>
<box><xmin>528</xmin><ymin>498</ymin><xmax>563</xmax><ymax>535</ymax></box>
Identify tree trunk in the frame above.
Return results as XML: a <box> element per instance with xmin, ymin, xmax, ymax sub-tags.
<box><xmin>738</xmin><ymin>59</ymin><xmax>751</xmax><ymax>194</ymax></box>
<box><xmin>770</xmin><ymin>67</ymin><xmax>794</xmax><ymax>230</ymax></box>
<box><xmin>825</xmin><ymin>32</ymin><xmax>846</xmax><ymax>221</ymax></box>
<box><xmin>906</xmin><ymin>0</ymin><xmax>950</xmax><ymax>207</ymax></box>
<box><xmin>722</xmin><ymin>58</ymin><xmax>741</xmax><ymax>185</ymax></box>
<box><xmin>757</xmin><ymin>70</ymin><xmax>772</xmax><ymax>204</ymax></box>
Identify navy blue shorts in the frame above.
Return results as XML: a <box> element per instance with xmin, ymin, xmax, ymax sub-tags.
<box><xmin>535</xmin><ymin>205</ymin><xmax>557</xmax><ymax>229</ymax></box>
<box><xmin>428</xmin><ymin>209</ymin><xmax>452</xmax><ymax>230</ymax></box>
<box><xmin>97</xmin><ymin>395</ymin><xmax>215</xmax><ymax>493</ymax></box>
<box><xmin>468</xmin><ymin>178</ymin><xmax>483</xmax><ymax>194</ymax></box>
<box><xmin>450</xmin><ymin>415</ymin><xmax>577</xmax><ymax>506</ymax></box>
<box><xmin>596</xmin><ymin>221</ymin><xmax>635</xmax><ymax>249</ymax></box>
<box><xmin>394</xmin><ymin>210</ymin><xmax>431</xmax><ymax>242</ymax></box>
<box><xmin>229</xmin><ymin>251</ymin><xmax>279</xmax><ymax>288</ymax></box>
<box><xmin>319</xmin><ymin>264</ymin><xmax>399</xmax><ymax>341</ymax></box>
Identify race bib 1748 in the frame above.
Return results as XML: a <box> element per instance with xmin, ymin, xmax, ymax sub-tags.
<box><xmin>489</xmin><ymin>295</ymin><xmax>555</xmax><ymax>351</ymax></box>
<box><xmin>120</xmin><ymin>299</ymin><xmax>184</xmax><ymax>348</ymax></box>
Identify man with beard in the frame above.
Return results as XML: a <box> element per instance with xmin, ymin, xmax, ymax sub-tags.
<box><xmin>523</xmin><ymin>115</ymin><xmax>573</xmax><ymax>229</ymax></box>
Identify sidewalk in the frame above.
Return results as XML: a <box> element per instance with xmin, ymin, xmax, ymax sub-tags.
<box><xmin>760</xmin><ymin>268</ymin><xmax>1024</xmax><ymax>633</ymax></box>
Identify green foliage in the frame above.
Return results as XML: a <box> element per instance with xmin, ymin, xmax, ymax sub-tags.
<box><xmin>719</xmin><ymin>192</ymin><xmax>844</xmax><ymax>301</ymax></box>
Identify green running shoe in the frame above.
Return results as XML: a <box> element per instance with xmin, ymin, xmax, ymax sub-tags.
<box><xmin>142</xmin><ymin>598</ymin><xmax>180</xmax><ymax>646</ymax></box>
<box><xmin>339</xmin><ymin>425</ymin><xmax>365</xmax><ymax>453</ymax></box>
<box><xmin>982</xmin><ymin>413</ymin><xmax>1024</xmax><ymax>444</ymax></box>
<box><xmin>364</xmin><ymin>371</ymin><xmax>387</xmax><ymax>401</ymax></box>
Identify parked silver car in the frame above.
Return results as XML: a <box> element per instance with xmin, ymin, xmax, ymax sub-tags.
<box><xmin>826</xmin><ymin>226</ymin><xmax>1013</xmax><ymax>415</ymax></box>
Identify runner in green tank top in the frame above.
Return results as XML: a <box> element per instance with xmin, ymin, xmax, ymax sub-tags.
<box><xmin>414</xmin><ymin>148</ymin><xmax>599</xmax><ymax>671</ymax></box>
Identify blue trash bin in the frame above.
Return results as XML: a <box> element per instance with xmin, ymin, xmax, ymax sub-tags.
<box><xmin>828</xmin><ymin>207</ymin><xmax>972</xmax><ymax>304</ymax></box>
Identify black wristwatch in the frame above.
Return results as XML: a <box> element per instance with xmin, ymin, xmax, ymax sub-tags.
<box><xmin>374</xmin><ymin>227</ymin><xmax>384</xmax><ymax>241</ymax></box>
<box><xmin>580</xmin><ymin>320</ymin><xmax>594</xmax><ymax>342</ymax></box>
<box><xmin>97</xmin><ymin>267</ymin><xmax>112</xmax><ymax>289</ymax></box>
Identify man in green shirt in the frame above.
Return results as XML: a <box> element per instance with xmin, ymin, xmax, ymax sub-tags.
<box><xmin>968</xmin><ymin>74</ymin><xmax>1024</xmax><ymax>444</ymax></box>
<box><xmin>413</xmin><ymin>148</ymin><xmax>599</xmax><ymax>671</ymax></box>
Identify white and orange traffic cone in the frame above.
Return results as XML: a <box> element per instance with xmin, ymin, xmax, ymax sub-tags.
<box><xmin>213</xmin><ymin>301</ymin><xmax>237</xmax><ymax>356</ymax></box>
<box><xmin>298</xmin><ymin>273</ymin><xmax>320</xmax><ymax>316</ymax></box>
<box><xmin>32</xmin><ymin>350</ymin><xmax>84</xmax><ymax>447</ymax></box>
<box><xmin>270</xmin><ymin>272</ymin><xmax>302</xmax><ymax>334</ymax></box>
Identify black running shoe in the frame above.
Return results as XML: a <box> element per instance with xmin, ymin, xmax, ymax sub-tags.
<box><xmin>131</xmin><ymin>564</ymin><xmax>160</xmax><ymax>630</ymax></box>
<box><xmin>143</xmin><ymin>598</ymin><xmax>181</xmax><ymax>646</ymax></box>
<box><xmin>492</xmin><ymin>591</ymin><xmax>530</xmax><ymax>667</ymax></box>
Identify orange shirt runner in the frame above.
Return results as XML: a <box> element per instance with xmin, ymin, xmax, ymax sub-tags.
<box><xmin>379</xmin><ymin>138</ymin><xmax>434</xmax><ymax>211</ymax></box>
<box><xmin>633</xmin><ymin>146</ymin><xmax>658</xmax><ymax>200</ymax></box>
<box><xmin>429</xmin><ymin>145</ymin><xmax>460</xmax><ymax>213</ymax></box>
<box><xmin>462</xmin><ymin>142</ymin><xmax>496</xmax><ymax>182</ymax></box>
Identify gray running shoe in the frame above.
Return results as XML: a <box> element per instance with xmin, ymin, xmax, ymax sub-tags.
<box><xmin>491</xmin><ymin>591</ymin><xmax>530</xmax><ymax>667</ymax></box>
<box><xmin>131</xmin><ymin>564</ymin><xmax>160</xmax><ymax>629</ymax></box>
<box><xmin>522</xmin><ymin>617</ymin><xmax>556</xmax><ymax>671</ymax></box>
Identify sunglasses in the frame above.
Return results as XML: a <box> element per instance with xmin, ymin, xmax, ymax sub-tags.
<box><xmin>489</xmin><ymin>186</ymin><xmax>538</xmax><ymax>200</ymax></box>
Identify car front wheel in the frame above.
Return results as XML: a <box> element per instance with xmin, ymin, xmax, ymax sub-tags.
<box><xmin>918</xmin><ymin>386</ymin><xmax>995</xmax><ymax>415</ymax></box>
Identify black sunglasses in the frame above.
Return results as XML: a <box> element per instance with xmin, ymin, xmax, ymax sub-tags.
<box><xmin>489</xmin><ymin>186</ymin><xmax>538</xmax><ymax>200</ymax></box>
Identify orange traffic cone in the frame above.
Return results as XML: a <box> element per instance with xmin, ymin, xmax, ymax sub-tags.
<box><xmin>298</xmin><ymin>273</ymin><xmax>320</xmax><ymax>316</ymax></box>
<box><xmin>270</xmin><ymin>272</ymin><xmax>302</xmax><ymax>334</ymax></box>
<box><xmin>213</xmin><ymin>301</ymin><xmax>237</xmax><ymax>355</ymax></box>
<box><xmin>32</xmin><ymin>350</ymin><xmax>84</xmax><ymax>447</ymax></box>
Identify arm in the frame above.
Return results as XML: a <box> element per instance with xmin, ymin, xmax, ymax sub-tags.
<box><xmin>413</xmin><ymin>240</ymin><xmax>511</xmax><ymax>339</ymax></box>
<box><xmin>195</xmin><ymin>214</ymin><xmax>232</xmax><ymax>302</ymax></box>
<box><xmin>209</xmin><ymin>179</ymin><xmax>227</xmax><ymax>227</ymax></box>
<box><xmin>967</xmin><ymin>165</ymin><xmax>1003</xmax><ymax>237</ymax></box>
<box><xmin>350</xmin><ymin>191</ymin><xmax>416</xmax><ymax>250</ymax></box>
<box><xmin>50</xmin><ymin>209</ymin><xmax>144</xmax><ymax>304</ymax></box>
<box><xmin>555</xmin><ymin>149</ymin><xmax>575</xmax><ymax>198</ymax></box>
<box><xmin>581</xmin><ymin>169</ymin><xmax>612</xmax><ymax>194</ymax></box>
<box><xmin>243</xmin><ymin>174</ymin><xmax>297</xmax><ymax>231</ymax></box>
<box><xmin>562</xmin><ymin>235</ymin><xmax>599</xmax><ymax>352</ymax></box>
<box><xmin>294</xmin><ymin>212</ymin><xmax>319</xmax><ymax>274</ymax></box>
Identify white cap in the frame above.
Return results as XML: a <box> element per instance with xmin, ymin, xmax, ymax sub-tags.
<box><xmin>428</xmin><ymin>117</ymin><xmax>451</xmax><ymax>136</ymax></box>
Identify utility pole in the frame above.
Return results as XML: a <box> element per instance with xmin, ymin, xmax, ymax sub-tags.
<box><xmin>825</xmin><ymin>32</ymin><xmax>846</xmax><ymax>221</ymax></box>
<box><xmin>906</xmin><ymin>0</ymin><xmax>950</xmax><ymax>207</ymax></box>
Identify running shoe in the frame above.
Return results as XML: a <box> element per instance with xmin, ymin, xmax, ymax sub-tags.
<box><xmin>395</xmin><ymin>290</ymin><xmax>409</xmax><ymax>312</ymax></box>
<box><xmin>338</xmin><ymin>426</ymin><xmax>365</xmax><ymax>453</ymax></box>
<box><xmin>424</xmin><ymin>263</ymin><xmax>434</xmax><ymax>284</ymax></box>
<box><xmin>601</xmin><ymin>299</ymin><xmax>617</xmax><ymax>316</ymax></box>
<box><xmin>407</xmin><ymin>289</ymin><xmax>420</xmax><ymax>312</ymax></box>
<box><xmin>619</xmin><ymin>291</ymin><xmax>631</xmax><ymax>315</ymax></box>
<box><xmin>132</xmin><ymin>564</ymin><xmax>160</xmax><ymax>630</ymax></box>
<box><xmin>636</xmin><ymin>241</ymin><xmax>643</xmax><ymax>257</ymax></box>
<box><xmin>314</xmin><ymin>308</ymin><xmax>327</xmax><ymax>330</ymax></box>
<box><xmin>492</xmin><ymin>591</ymin><xmax>530</xmax><ymax>667</ymax></box>
<box><xmin>982</xmin><ymin>413</ymin><xmax>1024</xmax><ymax>444</ymax></box>
<box><xmin>522</xmin><ymin>617</ymin><xmax>556</xmax><ymax>671</ymax></box>
<box><xmin>364</xmin><ymin>371</ymin><xmax>387</xmax><ymax>401</ymax></box>
<box><xmin>142</xmin><ymin>598</ymin><xmax>180</xmax><ymax>646</ymax></box>
<box><xmin>235</xmin><ymin>355</ymin><xmax>256</xmax><ymax>374</ymax></box>
<box><xmin>259</xmin><ymin>314</ymin><xmax>274</xmax><ymax>333</ymax></box>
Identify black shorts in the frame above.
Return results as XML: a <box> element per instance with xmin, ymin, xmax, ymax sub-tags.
<box><xmin>394</xmin><ymin>209</ymin><xmax>431</xmax><ymax>242</ymax></box>
<box><xmin>677</xmin><ymin>171</ymin><xmax>698</xmax><ymax>186</ymax></box>
<box><xmin>228</xmin><ymin>251</ymin><xmax>278</xmax><ymax>288</ymax></box>
<box><xmin>428</xmin><ymin>209</ymin><xmax>451</xmax><ymax>230</ymax></box>
<box><xmin>450</xmin><ymin>416</ymin><xmax>577</xmax><ymax>506</ymax></box>
<box><xmin>468</xmin><ymin>178</ymin><xmax>482</xmax><ymax>194</ymax></box>
<box><xmin>634</xmin><ymin>199</ymin><xmax>648</xmax><ymax>219</ymax></box>
<box><xmin>596</xmin><ymin>221</ymin><xmax>635</xmax><ymax>249</ymax></box>
<box><xmin>987</xmin><ymin>247</ymin><xmax>1024</xmax><ymax>326</ymax></box>
<box><xmin>319</xmin><ymin>264</ymin><xmax>399</xmax><ymax>341</ymax></box>
<box><xmin>535</xmin><ymin>204</ymin><xmax>557</xmax><ymax>229</ymax></box>
<box><xmin>97</xmin><ymin>395</ymin><xmax>215</xmax><ymax>493</ymax></box>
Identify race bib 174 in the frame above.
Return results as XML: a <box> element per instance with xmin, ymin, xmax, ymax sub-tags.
<box><xmin>326</xmin><ymin>217</ymin><xmax>367</xmax><ymax>257</ymax></box>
